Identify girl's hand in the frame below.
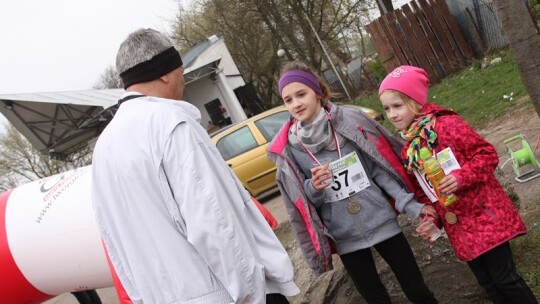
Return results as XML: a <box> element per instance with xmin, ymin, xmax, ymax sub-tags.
<box><xmin>419</xmin><ymin>205</ymin><xmax>438</xmax><ymax>220</ymax></box>
<box><xmin>310</xmin><ymin>163</ymin><xmax>332</xmax><ymax>191</ymax></box>
<box><xmin>415</xmin><ymin>215</ymin><xmax>438</xmax><ymax>242</ymax></box>
<box><xmin>438</xmin><ymin>174</ymin><xmax>458</xmax><ymax>196</ymax></box>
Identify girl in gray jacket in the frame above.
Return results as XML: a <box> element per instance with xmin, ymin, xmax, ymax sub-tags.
<box><xmin>267</xmin><ymin>60</ymin><xmax>438</xmax><ymax>304</ymax></box>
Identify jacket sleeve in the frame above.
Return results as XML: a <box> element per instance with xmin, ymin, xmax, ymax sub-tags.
<box><xmin>276</xmin><ymin>173</ymin><xmax>333</xmax><ymax>275</ymax></box>
<box><xmin>436</xmin><ymin>115</ymin><xmax>499</xmax><ymax>191</ymax></box>
<box><xmin>251</xmin><ymin>197</ymin><xmax>278</xmax><ymax>230</ymax></box>
<box><xmin>304</xmin><ymin>179</ymin><xmax>325</xmax><ymax>208</ymax></box>
<box><xmin>162</xmin><ymin>123</ymin><xmax>266</xmax><ymax>303</ymax></box>
<box><xmin>365</xmin><ymin>156</ymin><xmax>423</xmax><ymax>219</ymax></box>
<box><xmin>103</xmin><ymin>244</ymin><xmax>134</xmax><ymax>304</ymax></box>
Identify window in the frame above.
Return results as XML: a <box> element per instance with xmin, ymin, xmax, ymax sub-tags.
<box><xmin>254</xmin><ymin>111</ymin><xmax>290</xmax><ymax>142</ymax></box>
<box><xmin>215</xmin><ymin>126</ymin><xmax>258</xmax><ymax>161</ymax></box>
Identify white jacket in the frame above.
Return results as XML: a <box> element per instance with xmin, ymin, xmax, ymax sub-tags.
<box><xmin>91</xmin><ymin>93</ymin><xmax>298</xmax><ymax>303</ymax></box>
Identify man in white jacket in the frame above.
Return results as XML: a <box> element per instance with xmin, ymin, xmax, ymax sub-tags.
<box><xmin>91</xmin><ymin>28</ymin><xmax>299</xmax><ymax>304</ymax></box>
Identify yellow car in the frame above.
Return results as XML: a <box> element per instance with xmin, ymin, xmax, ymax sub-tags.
<box><xmin>210</xmin><ymin>104</ymin><xmax>383</xmax><ymax>198</ymax></box>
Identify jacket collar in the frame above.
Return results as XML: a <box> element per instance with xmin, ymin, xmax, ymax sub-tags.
<box><xmin>268</xmin><ymin>102</ymin><xmax>337</xmax><ymax>155</ymax></box>
<box><xmin>421</xmin><ymin>103</ymin><xmax>457</xmax><ymax>116</ymax></box>
<box><xmin>267</xmin><ymin>117</ymin><xmax>294</xmax><ymax>155</ymax></box>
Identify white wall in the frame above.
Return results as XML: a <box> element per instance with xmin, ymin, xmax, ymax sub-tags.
<box><xmin>182</xmin><ymin>37</ymin><xmax>249</xmax><ymax>127</ymax></box>
<box><xmin>0</xmin><ymin>114</ymin><xmax>8</xmax><ymax>134</ymax></box>
<box><xmin>189</xmin><ymin>38</ymin><xmax>245</xmax><ymax>90</ymax></box>
<box><xmin>191</xmin><ymin>40</ymin><xmax>239</xmax><ymax>75</ymax></box>
<box><xmin>184</xmin><ymin>77</ymin><xmax>222</xmax><ymax>128</ymax></box>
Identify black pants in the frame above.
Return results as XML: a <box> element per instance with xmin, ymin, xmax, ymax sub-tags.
<box><xmin>71</xmin><ymin>290</ymin><xmax>102</xmax><ymax>304</ymax></box>
<box><xmin>340</xmin><ymin>233</ymin><xmax>438</xmax><ymax>304</ymax></box>
<box><xmin>266</xmin><ymin>293</ymin><xmax>289</xmax><ymax>304</ymax></box>
<box><xmin>467</xmin><ymin>242</ymin><xmax>538</xmax><ymax>304</ymax></box>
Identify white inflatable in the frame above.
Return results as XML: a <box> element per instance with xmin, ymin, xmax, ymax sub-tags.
<box><xmin>0</xmin><ymin>166</ymin><xmax>113</xmax><ymax>303</ymax></box>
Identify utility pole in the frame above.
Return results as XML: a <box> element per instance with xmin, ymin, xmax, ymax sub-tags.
<box><xmin>302</xmin><ymin>10</ymin><xmax>353</xmax><ymax>101</ymax></box>
<box><xmin>376</xmin><ymin>0</ymin><xmax>388</xmax><ymax>15</ymax></box>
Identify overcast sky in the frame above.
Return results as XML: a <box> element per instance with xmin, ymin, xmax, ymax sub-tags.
<box><xmin>0</xmin><ymin>0</ymin><xmax>411</xmax><ymax>128</ymax></box>
<box><xmin>0</xmin><ymin>0</ymin><xmax>185</xmax><ymax>95</ymax></box>
<box><xmin>0</xmin><ymin>0</ymin><xmax>416</xmax><ymax>96</ymax></box>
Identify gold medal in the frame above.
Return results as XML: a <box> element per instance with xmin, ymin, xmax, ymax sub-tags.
<box><xmin>347</xmin><ymin>199</ymin><xmax>361</xmax><ymax>214</ymax></box>
<box><xmin>445</xmin><ymin>211</ymin><xmax>458</xmax><ymax>224</ymax></box>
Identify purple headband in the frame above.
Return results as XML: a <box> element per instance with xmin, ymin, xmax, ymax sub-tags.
<box><xmin>278</xmin><ymin>70</ymin><xmax>323</xmax><ymax>96</ymax></box>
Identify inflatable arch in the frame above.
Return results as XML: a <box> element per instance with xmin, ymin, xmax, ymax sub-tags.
<box><xmin>0</xmin><ymin>166</ymin><xmax>126</xmax><ymax>303</ymax></box>
<box><xmin>0</xmin><ymin>165</ymin><xmax>277</xmax><ymax>303</ymax></box>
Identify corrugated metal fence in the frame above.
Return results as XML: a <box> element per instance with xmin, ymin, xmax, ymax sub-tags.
<box><xmin>346</xmin><ymin>57</ymin><xmax>364</xmax><ymax>91</ymax></box>
<box><xmin>446</xmin><ymin>0</ymin><xmax>508</xmax><ymax>56</ymax></box>
<box><xmin>323</xmin><ymin>0</ymin><xmax>508</xmax><ymax>97</ymax></box>
<box><xmin>322</xmin><ymin>69</ymin><xmax>344</xmax><ymax>97</ymax></box>
<box><xmin>321</xmin><ymin>56</ymin><xmax>365</xmax><ymax>98</ymax></box>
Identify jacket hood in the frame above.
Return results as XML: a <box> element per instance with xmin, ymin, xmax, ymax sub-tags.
<box><xmin>267</xmin><ymin>117</ymin><xmax>294</xmax><ymax>155</ymax></box>
<box><xmin>421</xmin><ymin>103</ymin><xmax>457</xmax><ymax>116</ymax></box>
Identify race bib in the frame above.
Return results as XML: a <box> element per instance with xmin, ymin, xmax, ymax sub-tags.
<box><xmin>324</xmin><ymin>151</ymin><xmax>370</xmax><ymax>202</ymax></box>
<box><xmin>414</xmin><ymin>170</ymin><xmax>438</xmax><ymax>203</ymax></box>
<box><xmin>437</xmin><ymin>147</ymin><xmax>461</xmax><ymax>174</ymax></box>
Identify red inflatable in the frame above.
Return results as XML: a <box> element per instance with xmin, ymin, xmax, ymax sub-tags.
<box><xmin>0</xmin><ymin>166</ymin><xmax>113</xmax><ymax>303</ymax></box>
<box><xmin>0</xmin><ymin>165</ymin><xmax>280</xmax><ymax>303</ymax></box>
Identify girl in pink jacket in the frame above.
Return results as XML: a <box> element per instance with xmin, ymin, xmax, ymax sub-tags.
<box><xmin>378</xmin><ymin>65</ymin><xmax>537</xmax><ymax>304</ymax></box>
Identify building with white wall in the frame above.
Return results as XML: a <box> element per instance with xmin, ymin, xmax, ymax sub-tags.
<box><xmin>0</xmin><ymin>35</ymin><xmax>253</xmax><ymax>158</ymax></box>
<box><xmin>181</xmin><ymin>35</ymin><xmax>248</xmax><ymax>130</ymax></box>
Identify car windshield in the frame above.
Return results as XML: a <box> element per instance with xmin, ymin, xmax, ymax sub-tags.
<box><xmin>215</xmin><ymin>126</ymin><xmax>258</xmax><ymax>160</ymax></box>
<box><xmin>254</xmin><ymin>111</ymin><xmax>290</xmax><ymax>141</ymax></box>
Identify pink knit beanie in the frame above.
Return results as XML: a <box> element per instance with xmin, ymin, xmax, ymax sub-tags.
<box><xmin>378</xmin><ymin>65</ymin><xmax>429</xmax><ymax>106</ymax></box>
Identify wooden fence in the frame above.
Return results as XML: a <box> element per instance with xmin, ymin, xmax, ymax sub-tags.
<box><xmin>366</xmin><ymin>0</ymin><xmax>474</xmax><ymax>83</ymax></box>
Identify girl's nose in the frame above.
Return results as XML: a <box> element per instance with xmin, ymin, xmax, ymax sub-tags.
<box><xmin>385</xmin><ymin>109</ymin><xmax>394</xmax><ymax>118</ymax></box>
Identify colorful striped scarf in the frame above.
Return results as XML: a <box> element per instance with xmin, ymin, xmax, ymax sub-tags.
<box><xmin>400</xmin><ymin>114</ymin><xmax>438</xmax><ymax>172</ymax></box>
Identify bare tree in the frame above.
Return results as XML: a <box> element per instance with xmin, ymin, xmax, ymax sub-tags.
<box><xmin>171</xmin><ymin>0</ymin><xmax>283</xmax><ymax>108</ymax></box>
<box><xmin>93</xmin><ymin>65</ymin><xmax>123</xmax><ymax>90</ymax></box>
<box><xmin>0</xmin><ymin>123</ymin><xmax>92</xmax><ymax>192</ymax></box>
<box><xmin>352</xmin><ymin>1</ymin><xmax>378</xmax><ymax>56</ymax></box>
<box><xmin>492</xmin><ymin>0</ymin><xmax>540</xmax><ymax>118</ymax></box>
<box><xmin>171</xmin><ymin>0</ymin><xmax>373</xmax><ymax>105</ymax></box>
<box><xmin>171</xmin><ymin>0</ymin><xmax>213</xmax><ymax>53</ymax></box>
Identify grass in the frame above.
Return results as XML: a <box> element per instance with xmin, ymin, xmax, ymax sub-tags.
<box><xmin>512</xmin><ymin>227</ymin><xmax>540</xmax><ymax>297</ymax></box>
<box><xmin>354</xmin><ymin>49</ymin><xmax>540</xmax><ymax>297</ymax></box>
<box><xmin>353</xmin><ymin>50</ymin><xmax>532</xmax><ymax>130</ymax></box>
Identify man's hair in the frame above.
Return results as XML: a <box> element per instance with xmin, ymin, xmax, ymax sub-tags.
<box><xmin>116</xmin><ymin>28</ymin><xmax>174</xmax><ymax>75</ymax></box>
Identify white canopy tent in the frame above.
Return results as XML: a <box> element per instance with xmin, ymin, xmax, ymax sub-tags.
<box><xmin>0</xmin><ymin>89</ymin><xmax>122</xmax><ymax>158</ymax></box>
<box><xmin>0</xmin><ymin>35</ymin><xmax>249</xmax><ymax>158</ymax></box>
<box><xmin>0</xmin><ymin>61</ymin><xmax>245</xmax><ymax>159</ymax></box>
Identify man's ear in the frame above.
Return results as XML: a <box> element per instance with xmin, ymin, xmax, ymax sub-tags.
<box><xmin>159</xmin><ymin>73</ymin><xmax>170</xmax><ymax>84</ymax></box>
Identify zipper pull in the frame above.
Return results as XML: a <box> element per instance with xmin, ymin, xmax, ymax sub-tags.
<box><xmin>361</xmin><ymin>128</ymin><xmax>367</xmax><ymax>139</ymax></box>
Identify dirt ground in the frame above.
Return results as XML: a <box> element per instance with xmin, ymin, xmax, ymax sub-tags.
<box><xmin>477</xmin><ymin>102</ymin><xmax>540</xmax><ymax>209</ymax></box>
<box><xmin>46</xmin><ymin>104</ymin><xmax>540</xmax><ymax>303</ymax></box>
